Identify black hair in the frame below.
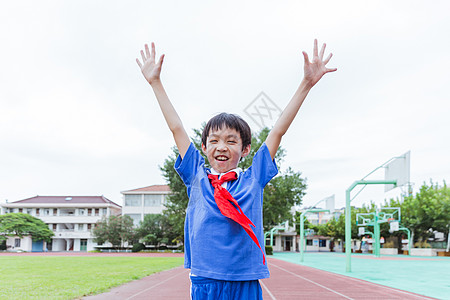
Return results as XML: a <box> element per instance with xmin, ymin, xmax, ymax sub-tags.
<box><xmin>202</xmin><ymin>113</ymin><xmax>252</xmax><ymax>150</ymax></box>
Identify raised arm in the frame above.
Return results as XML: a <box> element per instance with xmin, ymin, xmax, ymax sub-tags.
<box><xmin>265</xmin><ymin>39</ymin><xmax>337</xmax><ymax>159</ymax></box>
<box><xmin>136</xmin><ymin>43</ymin><xmax>190</xmax><ymax>158</ymax></box>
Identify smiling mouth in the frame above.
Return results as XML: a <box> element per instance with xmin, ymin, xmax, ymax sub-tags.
<box><xmin>215</xmin><ymin>155</ymin><xmax>229</xmax><ymax>161</ymax></box>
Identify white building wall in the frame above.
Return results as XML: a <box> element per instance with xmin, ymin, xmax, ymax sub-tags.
<box><xmin>52</xmin><ymin>239</ymin><xmax>65</xmax><ymax>251</ymax></box>
<box><xmin>87</xmin><ymin>239</ymin><xmax>97</xmax><ymax>251</ymax></box>
<box><xmin>6</xmin><ymin>236</ymin><xmax>33</xmax><ymax>252</ymax></box>
<box><xmin>122</xmin><ymin>192</ymin><xmax>168</xmax><ymax>226</ymax></box>
<box><xmin>74</xmin><ymin>239</ymin><xmax>80</xmax><ymax>251</ymax></box>
<box><xmin>1</xmin><ymin>201</ymin><xmax>121</xmax><ymax>252</ymax></box>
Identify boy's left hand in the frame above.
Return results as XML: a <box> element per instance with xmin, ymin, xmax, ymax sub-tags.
<box><xmin>302</xmin><ymin>39</ymin><xmax>337</xmax><ymax>88</ymax></box>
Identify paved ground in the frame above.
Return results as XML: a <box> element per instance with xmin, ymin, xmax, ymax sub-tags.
<box><xmin>274</xmin><ymin>252</ymin><xmax>450</xmax><ymax>299</ymax></box>
<box><xmin>83</xmin><ymin>256</ymin><xmax>438</xmax><ymax>300</ymax></box>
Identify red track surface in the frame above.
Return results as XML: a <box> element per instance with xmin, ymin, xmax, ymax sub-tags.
<box><xmin>82</xmin><ymin>257</ymin><xmax>436</xmax><ymax>300</ymax></box>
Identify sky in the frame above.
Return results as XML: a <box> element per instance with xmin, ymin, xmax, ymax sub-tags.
<box><xmin>1</xmin><ymin>0</ymin><xmax>449</xmax><ymax>210</ymax></box>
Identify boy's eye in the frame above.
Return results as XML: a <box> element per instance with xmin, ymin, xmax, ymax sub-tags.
<box><xmin>228</xmin><ymin>140</ymin><xmax>236</xmax><ymax>144</ymax></box>
<box><xmin>209</xmin><ymin>140</ymin><xmax>218</xmax><ymax>143</ymax></box>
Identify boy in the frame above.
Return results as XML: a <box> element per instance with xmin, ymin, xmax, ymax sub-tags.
<box><xmin>136</xmin><ymin>40</ymin><xmax>336</xmax><ymax>299</ymax></box>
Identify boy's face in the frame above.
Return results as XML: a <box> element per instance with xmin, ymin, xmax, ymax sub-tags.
<box><xmin>202</xmin><ymin>126</ymin><xmax>251</xmax><ymax>173</ymax></box>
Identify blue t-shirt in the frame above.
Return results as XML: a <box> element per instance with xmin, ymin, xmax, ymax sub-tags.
<box><xmin>175</xmin><ymin>142</ymin><xmax>278</xmax><ymax>281</ymax></box>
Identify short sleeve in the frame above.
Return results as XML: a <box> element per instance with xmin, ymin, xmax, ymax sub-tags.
<box><xmin>249</xmin><ymin>142</ymin><xmax>278</xmax><ymax>187</ymax></box>
<box><xmin>174</xmin><ymin>142</ymin><xmax>204</xmax><ymax>186</ymax></box>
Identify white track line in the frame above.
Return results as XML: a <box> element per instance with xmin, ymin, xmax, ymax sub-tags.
<box><xmin>270</xmin><ymin>263</ymin><xmax>354</xmax><ymax>300</ymax></box>
<box><xmin>321</xmin><ymin>269</ymin><xmax>434</xmax><ymax>299</ymax></box>
<box><xmin>260</xmin><ymin>280</ymin><xmax>277</xmax><ymax>300</ymax></box>
<box><xmin>126</xmin><ymin>268</ymin><xmax>189</xmax><ymax>300</ymax></box>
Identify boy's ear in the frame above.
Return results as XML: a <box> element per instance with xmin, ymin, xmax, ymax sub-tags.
<box><xmin>241</xmin><ymin>145</ymin><xmax>251</xmax><ymax>158</ymax></box>
<box><xmin>201</xmin><ymin>143</ymin><xmax>207</xmax><ymax>155</ymax></box>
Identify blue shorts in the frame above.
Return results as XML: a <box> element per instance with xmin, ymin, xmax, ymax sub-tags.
<box><xmin>190</xmin><ymin>275</ymin><xmax>263</xmax><ymax>300</ymax></box>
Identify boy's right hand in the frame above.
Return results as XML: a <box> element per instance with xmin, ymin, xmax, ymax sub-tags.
<box><xmin>136</xmin><ymin>42</ymin><xmax>165</xmax><ymax>85</ymax></box>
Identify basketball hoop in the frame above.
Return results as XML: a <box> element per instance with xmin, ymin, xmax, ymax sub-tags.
<box><xmin>358</xmin><ymin>227</ymin><xmax>365</xmax><ymax>236</ymax></box>
<box><xmin>389</xmin><ymin>220</ymin><xmax>399</xmax><ymax>233</ymax></box>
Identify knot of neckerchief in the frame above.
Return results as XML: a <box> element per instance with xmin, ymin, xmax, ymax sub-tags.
<box><xmin>208</xmin><ymin>172</ymin><xmax>266</xmax><ymax>265</ymax></box>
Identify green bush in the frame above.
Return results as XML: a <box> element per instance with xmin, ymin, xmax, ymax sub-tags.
<box><xmin>265</xmin><ymin>245</ymin><xmax>273</xmax><ymax>255</ymax></box>
<box><xmin>131</xmin><ymin>243</ymin><xmax>146</xmax><ymax>252</ymax></box>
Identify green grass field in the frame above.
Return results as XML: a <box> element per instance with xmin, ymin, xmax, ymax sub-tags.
<box><xmin>0</xmin><ymin>256</ymin><xmax>184</xmax><ymax>300</ymax></box>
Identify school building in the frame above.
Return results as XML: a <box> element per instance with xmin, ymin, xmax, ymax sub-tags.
<box><xmin>121</xmin><ymin>185</ymin><xmax>171</xmax><ymax>226</ymax></box>
<box><xmin>270</xmin><ymin>208</ymin><xmax>342</xmax><ymax>253</ymax></box>
<box><xmin>0</xmin><ymin>195</ymin><xmax>121</xmax><ymax>252</ymax></box>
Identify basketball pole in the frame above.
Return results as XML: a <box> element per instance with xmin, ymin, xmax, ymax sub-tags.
<box><xmin>398</xmin><ymin>226</ymin><xmax>411</xmax><ymax>255</ymax></box>
<box><xmin>299</xmin><ymin>205</ymin><xmax>329</xmax><ymax>263</ymax></box>
<box><xmin>345</xmin><ymin>180</ymin><xmax>397</xmax><ymax>272</ymax></box>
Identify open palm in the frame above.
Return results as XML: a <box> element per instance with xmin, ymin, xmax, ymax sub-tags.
<box><xmin>302</xmin><ymin>39</ymin><xmax>337</xmax><ymax>87</ymax></box>
<box><xmin>136</xmin><ymin>42</ymin><xmax>165</xmax><ymax>84</ymax></box>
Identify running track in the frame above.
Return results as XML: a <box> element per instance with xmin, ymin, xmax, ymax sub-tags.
<box><xmin>83</xmin><ymin>257</ymin><xmax>435</xmax><ymax>299</ymax></box>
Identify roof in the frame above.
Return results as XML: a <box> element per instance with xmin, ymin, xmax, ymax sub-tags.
<box><xmin>122</xmin><ymin>185</ymin><xmax>171</xmax><ymax>193</ymax></box>
<box><xmin>11</xmin><ymin>196</ymin><xmax>121</xmax><ymax>207</ymax></box>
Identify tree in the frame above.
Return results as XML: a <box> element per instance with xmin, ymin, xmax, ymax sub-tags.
<box><xmin>386</xmin><ymin>181</ymin><xmax>450</xmax><ymax>245</ymax></box>
<box><xmin>316</xmin><ymin>203</ymin><xmax>377</xmax><ymax>251</ymax></box>
<box><xmin>161</xmin><ymin>126</ymin><xmax>307</xmax><ymax>239</ymax></box>
<box><xmin>0</xmin><ymin>213</ymin><xmax>54</xmax><ymax>242</ymax></box>
<box><xmin>136</xmin><ymin>214</ymin><xmax>178</xmax><ymax>247</ymax></box>
<box><xmin>92</xmin><ymin>215</ymin><xmax>134</xmax><ymax>249</ymax></box>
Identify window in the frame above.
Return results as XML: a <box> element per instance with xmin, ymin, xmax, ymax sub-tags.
<box><xmin>59</xmin><ymin>209</ymin><xmax>75</xmax><ymax>216</ymax></box>
<box><xmin>319</xmin><ymin>239</ymin><xmax>327</xmax><ymax>247</ymax></box>
<box><xmin>102</xmin><ymin>208</ymin><xmax>107</xmax><ymax>216</ymax></box>
<box><xmin>144</xmin><ymin>195</ymin><xmax>161</xmax><ymax>207</ymax></box>
<box><xmin>95</xmin><ymin>209</ymin><xmax>99</xmax><ymax>216</ymax></box>
<box><xmin>87</xmin><ymin>209</ymin><xmax>92</xmax><ymax>216</ymax></box>
<box><xmin>266</xmin><ymin>237</ymin><xmax>276</xmax><ymax>246</ymax></box>
<box><xmin>27</xmin><ymin>209</ymin><xmax>32</xmax><ymax>214</ymax></box>
<box><xmin>87</xmin><ymin>224</ymin><xmax>92</xmax><ymax>230</ymax></box>
<box><xmin>79</xmin><ymin>209</ymin><xmax>85</xmax><ymax>216</ymax></box>
<box><xmin>15</xmin><ymin>239</ymin><xmax>21</xmax><ymax>247</ymax></box>
<box><xmin>125</xmin><ymin>195</ymin><xmax>142</xmax><ymax>206</ymax></box>
<box><xmin>306</xmin><ymin>239</ymin><xmax>313</xmax><ymax>246</ymax></box>
<box><xmin>44</xmin><ymin>209</ymin><xmax>50</xmax><ymax>216</ymax></box>
<box><xmin>19</xmin><ymin>208</ymin><xmax>23</xmax><ymax>213</ymax></box>
<box><xmin>53</xmin><ymin>208</ymin><xmax>58</xmax><ymax>215</ymax></box>
<box><xmin>53</xmin><ymin>224</ymin><xmax>57</xmax><ymax>231</ymax></box>
<box><xmin>78</xmin><ymin>224</ymin><xmax>84</xmax><ymax>231</ymax></box>
<box><xmin>125</xmin><ymin>214</ymin><xmax>141</xmax><ymax>226</ymax></box>
<box><xmin>36</xmin><ymin>208</ymin><xmax>40</xmax><ymax>216</ymax></box>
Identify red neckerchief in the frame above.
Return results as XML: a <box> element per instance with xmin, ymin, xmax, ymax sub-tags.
<box><xmin>208</xmin><ymin>172</ymin><xmax>266</xmax><ymax>265</ymax></box>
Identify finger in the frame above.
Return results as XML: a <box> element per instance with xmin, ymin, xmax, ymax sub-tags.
<box><xmin>151</xmin><ymin>42</ymin><xmax>156</xmax><ymax>61</ymax></box>
<box><xmin>313</xmin><ymin>39</ymin><xmax>318</xmax><ymax>58</ymax></box>
<box><xmin>302</xmin><ymin>51</ymin><xmax>310</xmax><ymax>64</ymax></box>
<box><xmin>140</xmin><ymin>50</ymin><xmax>146</xmax><ymax>63</ymax></box>
<box><xmin>324</xmin><ymin>53</ymin><xmax>333</xmax><ymax>65</ymax></box>
<box><xmin>145</xmin><ymin>43</ymin><xmax>151</xmax><ymax>59</ymax></box>
<box><xmin>325</xmin><ymin>67</ymin><xmax>337</xmax><ymax>73</ymax></box>
<box><xmin>136</xmin><ymin>58</ymin><xmax>142</xmax><ymax>68</ymax></box>
<box><xmin>319</xmin><ymin>43</ymin><xmax>326</xmax><ymax>60</ymax></box>
<box><xmin>158</xmin><ymin>54</ymin><xmax>165</xmax><ymax>67</ymax></box>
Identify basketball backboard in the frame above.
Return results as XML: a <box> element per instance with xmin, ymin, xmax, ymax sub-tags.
<box><xmin>324</xmin><ymin>195</ymin><xmax>335</xmax><ymax>212</ymax></box>
<box><xmin>389</xmin><ymin>220</ymin><xmax>399</xmax><ymax>233</ymax></box>
<box><xmin>385</xmin><ymin>151</ymin><xmax>410</xmax><ymax>192</ymax></box>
